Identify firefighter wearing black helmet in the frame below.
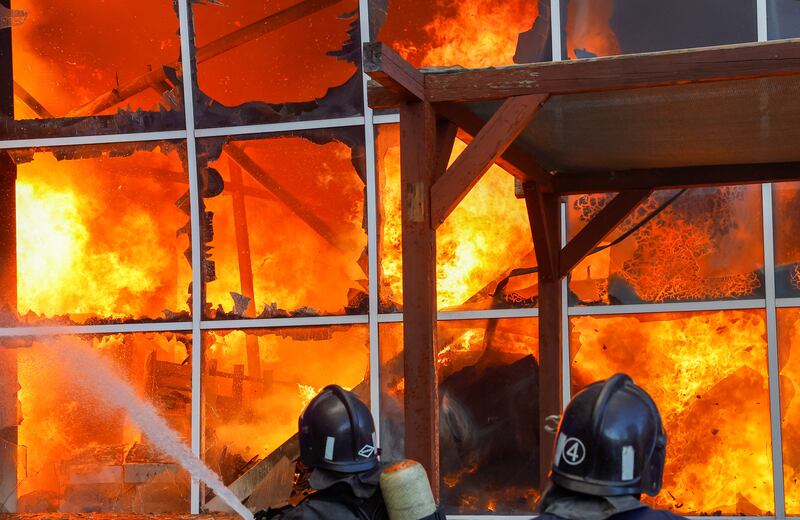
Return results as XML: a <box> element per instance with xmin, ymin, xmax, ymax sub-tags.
<box><xmin>538</xmin><ymin>374</ymin><xmax>686</xmax><ymax>520</ymax></box>
<box><xmin>256</xmin><ymin>385</ymin><xmax>389</xmax><ymax>520</ymax></box>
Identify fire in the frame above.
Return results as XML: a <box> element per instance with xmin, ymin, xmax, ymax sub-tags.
<box><xmin>17</xmin><ymin>333</ymin><xmax>191</xmax><ymax>512</ymax></box>
<box><xmin>204</xmin><ymin>137</ymin><xmax>367</xmax><ymax>317</ymax></box>
<box><xmin>571</xmin><ymin>310</ymin><xmax>773</xmax><ymax>515</ymax></box>
<box><xmin>14</xmin><ymin>148</ymin><xmax>191</xmax><ymax>322</ymax></box>
<box><xmin>204</xmin><ymin>327</ymin><xmax>368</xmax><ymax>472</ymax></box>
<box><xmin>779</xmin><ymin>308</ymin><xmax>800</xmax><ymax>513</ymax></box>
<box><xmin>377</xmin><ymin>126</ymin><xmax>534</xmax><ymax>309</ymax></box>
<box><xmin>564</xmin><ymin>0</ymin><xmax>620</xmax><ymax>59</ymax></box>
<box><xmin>390</xmin><ymin>0</ymin><xmax>538</xmax><ymax>68</ymax></box>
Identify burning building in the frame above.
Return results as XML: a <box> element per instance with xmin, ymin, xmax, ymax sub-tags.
<box><xmin>2</xmin><ymin>0</ymin><xmax>800</xmax><ymax>518</ymax></box>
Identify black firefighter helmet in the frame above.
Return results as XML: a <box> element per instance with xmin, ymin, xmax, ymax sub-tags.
<box><xmin>550</xmin><ymin>373</ymin><xmax>667</xmax><ymax>497</ymax></box>
<box><xmin>299</xmin><ymin>385</ymin><xmax>379</xmax><ymax>473</ymax></box>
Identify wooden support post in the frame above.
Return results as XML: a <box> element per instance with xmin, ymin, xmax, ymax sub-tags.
<box><xmin>0</xmin><ymin>2</ymin><xmax>17</xmax><ymax>510</ymax></box>
<box><xmin>400</xmin><ymin>100</ymin><xmax>440</xmax><ymax>498</ymax></box>
<box><xmin>228</xmin><ymin>159</ymin><xmax>261</xmax><ymax>386</ymax></box>
<box><xmin>524</xmin><ymin>184</ymin><xmax>561</xmax><ymax>491</ymax></box>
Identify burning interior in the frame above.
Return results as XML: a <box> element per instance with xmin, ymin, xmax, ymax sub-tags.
<box><xmin>2</xmin><ymin>0</ymin><xmax>800</xmax><ymax>516</ymax></box>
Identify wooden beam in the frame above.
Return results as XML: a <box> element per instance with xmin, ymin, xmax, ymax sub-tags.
<box><xmin>523</xmin><ymin>183</ymin><xmax>562</xmax><ymax>491</ymax></box>
<box><xmin>369</xmin><ymin>38</ymin><xmax>800</xmax><ymax>105</ymax></box>
<box><xmin>524</xmin><ymin>185</ymin><xmax>560</xmax><ymax>281</ymax></box>
<box><xmin>435</xmin><ymin>102</ymin><xmax>553</xmax><ymax>187</ymax></box>
<box><xmin>364</xmin><ymin>42</ymin><xmax>426</xmax><ymax>101</ymax></box>
<box><xmin>399</xmin><ymin>100</ymin><xmax>440</xmax><ymax>499</ymax></box>
<box><xmin>430</xmin><ymin>94</ymin><xmax>549</xmax><ymax>227</ymax></box>
<box><xmin>559</xmin><ymin>189</ymin><xmax>651</xmax><ymax>278</ymax></box>
<box><xmin>553</xmin><ymin>161</ymin><xmax>800</xmax><ymax>194</ymax></box>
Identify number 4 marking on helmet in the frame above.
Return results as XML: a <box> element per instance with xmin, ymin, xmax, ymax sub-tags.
<box><xmin>562</xmin><ymin>437</ymin><xmax>586</xmax><ymax>465</ymax></box>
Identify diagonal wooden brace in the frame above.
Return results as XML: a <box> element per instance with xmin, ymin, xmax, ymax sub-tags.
<box><xmin>430</xmin><ymin>93</ymin><xmax>550</xmax><ymax>228</ymax></box>
<box><xmin>559</xmin><ymin>188</ymin><xmax>652</xmax><ymax>278</ymax></box>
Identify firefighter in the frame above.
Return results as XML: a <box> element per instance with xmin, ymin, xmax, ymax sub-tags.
<box><xmin>255</xmin><ymin>384</ymin><xmax>388</xmax><ymax>519</ymax></box>
<box><xmin>538</xmin><ymin>373</ymin><xmax>686</xmax><ymax>520</ymax></box>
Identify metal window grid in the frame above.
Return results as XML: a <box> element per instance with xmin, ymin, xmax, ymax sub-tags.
<box><xmin>0</xmin><ymin>0</ymin><xmax>792</xmax><ymax>517</ymax></box>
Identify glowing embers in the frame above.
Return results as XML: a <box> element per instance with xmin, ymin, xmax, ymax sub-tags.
<box><xmin>772</xmin><ymin>182</ymin><xmax>800</xmax><ymax>297</ymax></box>
<box><xmin>566</xmin><ymin>187</ymin><xmax>764</xmax><ymax>305</ymax></box>
<box><xmin>376</xmin><ymin>124</ymin><xmax>536</xmax><ymax>312</ymax></box>
<box><xmin>379</xmin><ymin>318</ymin><xmax>541</xmax><ymax>514</ymax></box>
<box><xmin>14</xmin><ymin>332</ymin><xmax>192</xmax><ymax>513</ymax></box>
<box><xmin>561</xmin><ymin>0</ymin><xmax>757</xmax><ymax>59</ymax></box>
<box><xmin>777</xmin><ymin>308</ymin><xmax>800</xmax><ymax>512</ymax></box>
<box><xmin>371</xmin><ymin>0</ymin><xmax>548</xmax><ymax>67</ymax></box>
<box><xmin>192</xmin><ymin>0</ymin><xmax>361</xmax><ymax>127</ymax></box>
<box><xmin>12</xmin><ymin>142</ymin><xmax>191</xmax><ymax>325</ymax></box>
<box><xmin>571</xmin><ymin>310</ymin><xmax>773</xmax><ymax>515</ymax></box>
<box><xmin>10</xmin><ymin>0</ymin><xmax>182</xmax><ymax>123</ymax></box>
<box><xmin>202</xmin><ymin>325</ymin><xmax>369</xmax><ymax>509</ymax></box>
<box><xmin>200</xmin><ymin>131</ymin><xmax>367</xmax><ymax>319</ymax></box>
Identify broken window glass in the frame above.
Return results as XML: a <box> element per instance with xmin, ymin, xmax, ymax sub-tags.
<box><xmin>380</xmin><ymin>318</ymin><xmax>541</xmax><ymax>515</ymax></box>
<box><xmin>571</xmin><ymin>310</ymin><xmax>773</xmax><ymax>516</ymax></box>
<box><xmin>375</xmin><ymin>124</ymin><xmax>537</xmax><ymax>313</ymax></box>
<box><xmin>202</xmin><ymin>325</ymin><xmax>369</xmax><ymax>511</ymax></box>
<box><xmin>12</xmin><ymin>332</ymin><xmax>192</xmax><ymax>513</ymax></box>
<box><xmin>192</xmin><ymin>0</ymin><xmax>362</xmax><ymax>128</ymax></box>
<box><xmin>0</xmin><ymin>141</ymin><xmax>192</xmax><ymax>326</ymax></box>
<box><xmin>197</xmin><ymin>128</ymin><xmax>368</xmax><ymax>319</ymax></box>
<box><xmin>566</xmin><ymin>186</ymin><xmax>765</xmax><ymax>305</ymax></box>
<box><xmin>560</xmin><ymin>0</ymin><xmax>757</xmax><ymax>59</ymax></box>
<box><xmin>4</xmin><ymin>0</ymin><xmax>185</xmax><ymax>140</ymax></box>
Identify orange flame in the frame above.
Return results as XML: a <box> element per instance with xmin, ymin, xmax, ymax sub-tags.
<box><xmin>571</xmin><ymin>310</ymin><xmax>773</xmax><ymax>515</ymax></box>
<box><xmin>377</xmin><ymin>127</ymin><xmax>534</xmax><ymax>309</ymax></box>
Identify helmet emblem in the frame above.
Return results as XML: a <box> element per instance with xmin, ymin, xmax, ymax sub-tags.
<box><xmin>358</xmin><ymin>444</ymin><xmax>377</xmax><ymax>458</ymax></box>
<box><xmin>562</xmin><ymin>437</ymin><xmax>586</xmax><ymax>466</ymax></box>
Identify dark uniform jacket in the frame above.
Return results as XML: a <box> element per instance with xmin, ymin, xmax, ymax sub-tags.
<box><xmin>258</xmin><ymin>467</ymin><xmax>389</xmax><ymax>520</ymax></box>
<box><xmin>537</xmin><ymin>485</ymin><xmax>687</xmax><ymax>520</ymax></box>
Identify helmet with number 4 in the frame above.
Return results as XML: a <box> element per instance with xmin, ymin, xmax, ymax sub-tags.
<box><xmin>550</xmin><ymin>373</ymin><xmax>667</xmax><ymax>497</ymax></box>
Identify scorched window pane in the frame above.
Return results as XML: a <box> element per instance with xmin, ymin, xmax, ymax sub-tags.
<box><xmin>560</xmin><ymin>0</ymin><xmax>757</xmax><ymax>59</ymax></box>
<box><xmin>370</xmin><ymin>0</ymin><xmax>552</xmax><ymax>68</ymax></box>
<box><xmin>570</xmin><ymin>310</ymin><xmax>773</xmax><ymax>516</ymax></box>
<box><xmin>11</xmin><ymin>332</ymin><xmax>192</xmax><ymax>513</ymax></box>
<box><xmin>7</xmin><ymin>142</ymin><xmax>192</xmax><ymax>325</ymax></box>
<box><xmin>379</xmin><ymin>318</ymin><xmax>541</xmax><ymax>515</ymax></box>
<box><xmin>566</xmin><ymin>186</ymin><xmax>765</xmax><ymax>305</ymax></box>
<box><xmin>202</xmin><ymin>325</ymin><xmax>369</xmax><ymax>510</ymax></box>
<box><xmin>768</xmin><ymin>0</ymin><xmax>800</xmax><ymax>39</ymax></box>
<box><xmin>192</xmin><ymin>0</ymin><xmax>362</xmax><ymax>128</ymax></box>
<box><xmin>199</xmin><ymin>130</ymin><xmax>368</xmax><ymax>319</ymax></box>
<box><xmin>376</xmin><ymin>124</ymin><xmax>537</xmax><ymax>313</ymax></box>
<box><xmin>772</xmin><ymin>182</ymin><xmax>800</xmax><ymax>298</ymax></box>
<box><xmin>5</xmin><ymin>0</ymin><xmax>185</xmax><ymax>139</ymax></box>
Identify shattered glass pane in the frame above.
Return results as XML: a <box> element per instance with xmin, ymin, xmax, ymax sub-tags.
<box><xmin>12</xmin><ymin>332</ymin><xmax>192</xmax><ymax>513</ymax></box>
<box><xmin>192</xmin><ymin>0</ymin><xmax>362</xmax><ymax>128</ymax></box>
<box><xmin>0</xmin><ymin>141</ymin><xmax>192</xmax><ymax>326</ymax></box>
<box><xmin>202</xmin><ymin>325</ymin><xmax>369</xmax><ymax>511</ymax></box>
<box><xmin>376</xmin><ymin>124</ymin><xmax>537</xmax><ymax>313</ymax></box>
<box><xmin>370</xmin><ymin>0</ymin><xmax>552</xmax><ymax>67</ymax></box>
<box><xmin>198</xmin><ymin>129</ymin><xmax>368</xmax><ymax>319</ymax></box>
<box><xmin>566</xmin><ymin>186</ymin><xmax>765</xmax><ymax>305</ymax></box>
<box><xmin>380</xmin><ymin>318</ymin><xmax>541</xmax><ymax>515</ymax></box>
<box><xmin>5</xmin><ymin>0</ymin><xmax>185</xmax><ymax>139</ymax></box>
<box><xmin>571</xmin><ymin>310</ymin><xmax>773</xmax><ymax>516</ymax></box>
<box><xmin>560</xmin><ymin>0</ymin><xmax>757</xmax><ymax>59</ymax></box>
<box><xmin>773</xmin><ymin>182</ymin><xmax>800</xmax><ymax>298</ymax></box>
